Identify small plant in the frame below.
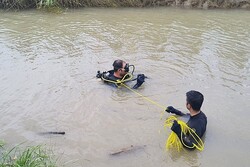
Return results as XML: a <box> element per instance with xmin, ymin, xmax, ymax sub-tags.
<box><xmin>37</xmin><ymin>0</ymin><xmax>57</xmax><ymax>8</ymax></box>
<box><xmin>0</xmin><ymin>140</ymin><xmax>5</xmax><ymax>148</ymax></box>
<box><xmin>0</xmin><ymin>144</ymin><xmax>57</xmax><ymax>167</ymax></box>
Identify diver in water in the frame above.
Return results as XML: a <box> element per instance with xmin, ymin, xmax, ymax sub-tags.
<box><xmin>166</xmin><ymin>90</ymin><xmax>207</xmax><ymax>150</ymax></box>
<box><xmin>96</xmin><ymin>59</ymin><xmax>145</xmax><ymax>89</ymax></box>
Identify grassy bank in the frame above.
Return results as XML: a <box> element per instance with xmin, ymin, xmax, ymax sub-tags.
<box><xmin>0</xmin><ymin>0</ymin><xmax>250</xmax><ymax>10</ymax></box>
<box><xmin>0</xmin><ymin>141</ymin><xmax>57</xmax><ymax>167</ymax></box>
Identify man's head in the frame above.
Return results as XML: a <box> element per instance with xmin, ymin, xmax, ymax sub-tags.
<box><xmin>113</xmin><ymin>60</ymin><xmax>128</xmax><ymax>78</ymax></box>
<box><xmin>186</xmin><ymin>90</ymin><xmax>204</xmax><ymax>112</ymax></box>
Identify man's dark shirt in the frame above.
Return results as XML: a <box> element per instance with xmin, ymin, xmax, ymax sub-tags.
<box><xmin>187</xmin><ymin>111</ymin><xmax>207</xmax><ymax>138</ymax></box>
<box><xmin>175</xmin><ymin>111</ymin><xmax>207</xmax><ymax>149</ymax></box>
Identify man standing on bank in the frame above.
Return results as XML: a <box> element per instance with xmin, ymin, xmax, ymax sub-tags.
<box><xmin>166</xmin><ymin>90</ymin><xmax>207</xmax><ymax>149</ymax></box>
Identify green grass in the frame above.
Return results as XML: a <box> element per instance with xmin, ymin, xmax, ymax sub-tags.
<box><xmin>0</xmin><ymin>143</ymin><xmax>57</xmax><ymax>167</ymax></box>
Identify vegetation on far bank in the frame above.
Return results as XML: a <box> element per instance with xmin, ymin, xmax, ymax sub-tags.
<box><xmin>0</xmin><ymin>0</ymin><xmax>250</xmax><ymax>10</ymax></box>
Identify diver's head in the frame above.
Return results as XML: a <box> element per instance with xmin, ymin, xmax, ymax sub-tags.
<box><xmin>186</xmin><ymin>90</ymin><xmax>204</xmax><ymax>112</ymax></box>
<box><xmin>113</xmin><ymin>60</ymin><xmax>128</xmax><ymax>78</ymax></box>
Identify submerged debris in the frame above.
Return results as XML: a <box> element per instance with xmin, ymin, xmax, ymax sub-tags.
<box><xmin>38</xmin><ymin>131</ymin><xmax>65</xmax><ymax>135</ymax></box>
<box><xmin>110</xmin><ymin>145</ymin><xmax>146</xmax><ymax>156</ymax></box>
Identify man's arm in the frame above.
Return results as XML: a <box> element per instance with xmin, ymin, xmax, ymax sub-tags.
<box><xmin>166</xmin><ymin>106</ymin><xmax>186</xmax><ymax>116</ymax></box>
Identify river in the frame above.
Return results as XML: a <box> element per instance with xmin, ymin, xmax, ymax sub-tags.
<box><xmin>0</xmin><ymin>8</ymin><xmax>250</xmax><ymax>167</ymax></box>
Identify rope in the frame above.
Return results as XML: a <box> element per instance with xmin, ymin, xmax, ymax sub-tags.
<box><xmin>121</xmin><ymin>83</ymin><xmax>166</xmax><ymax>110</ymax></box>
<box><xmin>101</xmin><ymin>72</ymin><xmax>133</xmax><ymax>86</ymax></box>
<box><xmin>99</xmin><ymin>72</ymin><xmax>205</xmax><ymax>151</ymax></box>
<box><xmin>164</xmin><ymin>116</ymin><xmax>204</xmax><ymax>151</ymax></box>
<box><xmin>101</xmin><ymin>72</ymin><xmax>166</xmax><ymax>111</ymax></box>
<box><xmin>122</xmin><ymin>81</ymin><xmax>204</xmax><ymax>151</ymax></box>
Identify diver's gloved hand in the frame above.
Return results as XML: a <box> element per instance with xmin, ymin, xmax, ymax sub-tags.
<box><xmin>171</xmin><ymin>120</ymin><xmax>181</xmax><ymax>136</ymax></box>
<box><xmin>132</xmin><ymin>74</ymin><xmax>145</xmax><ymax>89</ymax></box>
<box><xmin>166</xmin><ymin>106</ymin><xmax>184</xmax><ymax>116</ymax></box>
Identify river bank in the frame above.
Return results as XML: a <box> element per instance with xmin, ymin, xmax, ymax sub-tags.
<box><xmin>0</xmin><ymin>0</ymin><xmax>250</xmax><ymax>10</ymax></box>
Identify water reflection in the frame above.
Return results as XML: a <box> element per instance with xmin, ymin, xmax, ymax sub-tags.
<box><xmin>168</xmin><ymin>149</ymin><xmax>201</xmax><ymax>166</ymax></box>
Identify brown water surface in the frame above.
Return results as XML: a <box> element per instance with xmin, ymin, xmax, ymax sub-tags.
<box><xmin>0</xmin><ymin>8</ymin><xmax>250</xmax><ymax>167</ymax></box>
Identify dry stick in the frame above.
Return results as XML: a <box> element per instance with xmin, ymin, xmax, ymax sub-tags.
<box><xmin>110</xmin><ymin>145</ymin><xmax>146</xmax><ymax>155</ymax></box>
<box><xmin>39</xmin><ymin>132</ymin><xmax>65</xmax><ymax>135</ymax></box>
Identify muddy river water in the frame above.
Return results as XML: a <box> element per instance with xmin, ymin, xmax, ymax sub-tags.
<box><xmin>0</xmin><ymin>8</ymin><xmax>250</xmax><ymax>167</ymax></box>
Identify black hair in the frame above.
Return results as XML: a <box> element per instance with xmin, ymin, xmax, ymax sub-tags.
<box><xmin>186</xmin><ymin>90</ymin><xmax>204</xmax><ymax>111</ymax></box>
<box><xmin>113</xmin><ymin>60</ymin><xmax>124</xmax><ymax>72</ymax></box>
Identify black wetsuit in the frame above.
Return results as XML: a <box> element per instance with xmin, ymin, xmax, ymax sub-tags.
<box><xmin>102</xmin><ymin>70</ymin><xmax>130</xmax><ymax>87</ymax></box>
<box><xmin>175</xmin><ymin>111</ymin><xmax>207</xmax><ymax>149</ymax></box>
<box><xmin>105</xmin><ymin>70</ymin><xmax>121</xmax><ymax>81</ymax></box>
<box><xmin>98</xmin><ymin>70</ymin><xmax>144</xmax><ymax>89</ymax></box>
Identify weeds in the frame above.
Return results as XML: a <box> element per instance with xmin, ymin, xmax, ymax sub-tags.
<box><xmin>0</xmin><ymin>143</ymin><xmax>57</xmax><ymax>167</ymax></box>
<box><xmin>0</xmin><ymin>140</ymin><xmax>5</xmax><ymax>148</ymax></box>
<box><xmin>0</xmin><ymin>0</ymin><xmax>168</xmax><ymax>9</ymax></box>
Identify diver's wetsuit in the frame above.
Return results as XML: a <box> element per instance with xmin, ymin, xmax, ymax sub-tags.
<box><xmin>102</xmin><ymin>70</ymin><xmax>131</xmax><ymax>87</ymax></box>
<box><xmin>97</xmin><ymin>70</ymin><xmax>144</xmax><ymax>89</ymax></box>
<box><xmin>105</xmin><ymin>70</ymin><xmax>121</xmax><ymax>81</ymax></box>
<box><xmin>175</xmin><ymin>111</ymin><xmax>207</xmax><ymax>149</ymax></box>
